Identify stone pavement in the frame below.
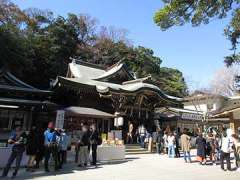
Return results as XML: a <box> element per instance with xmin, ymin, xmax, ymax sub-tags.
<box><xmin>1</xmin><ymin>153</ymin><xmax>240</xmax><ymax>180</ymax></box>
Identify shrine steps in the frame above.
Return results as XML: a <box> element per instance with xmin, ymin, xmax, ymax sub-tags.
<box><xmin>125</xmin><ymin>144</ymin><xmax>151</xmax><ymax>155</ymax></box>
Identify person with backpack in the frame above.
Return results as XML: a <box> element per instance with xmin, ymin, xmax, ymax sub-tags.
<box><xmin>44</xmin><ymin>122</ymin><xmax>58</xmax><ymax>172</ymax></box>
<box><xmin>90</xmin><ymin>124</ymin><xmax>101</xmax><ymax>166</ymax></box>
<box><xmin>2</xmin><ymin>126</ymin><xmax>27</xmax><ymax>179</ymax></box>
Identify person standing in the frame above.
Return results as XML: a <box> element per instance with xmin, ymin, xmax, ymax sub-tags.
<box><xmin>214</xmin><ymin>133</ymin><xmax>221</xmax><ymax>163</ymax></box>
<box><xmin>90</xmin><ymin>124</ymin><xmax>100</xmax><ymax>166</ymax></box>
<box><xmin>78</xmin><ymin>125</ymin><xmax>90</xmax><ymax>167</ymax></box>
<box><xmin>196</xmin><ymin>133</ymin><xmax>207</xmax><ymax>165</ymax></box>
<box><xmin>44</xmin><ymin>122</ymin><xmax>58</xmax><ymax>172</ymax></box>
<box><xmin>232</xmin><ymin>134</ymin><xmax>240</xmax><ymax>170</ymax></box>
<box><xmin>156</xmin><ymin>128</ymin><xmax>163</xmax><ymax>154</ymax></box>
<box><xmin>174</xmin><ymin>131</ymin><xmax>180</xmax><ymax>158</ymax></box>
<box><xmin>35</xmin><ymin>127</ymin><xmax>45</xmax><ymax>169</ymax></box>
<box><xmin>126</xmin><ymin>122</ymin><xmax>134</xmax><ymax>144</ymax></box>
<box><xmin>2</xmin><ymin>126</ymin><xmax>27</xmax><ymax>179</ymax></box>
<box><xmin>26</xmin><ymin>126</ymin><xmax>39</xmax><ymax>172</ymax></box>
<box><xmin>55</xmin><ymin>128</ymin><xmax>62</xmax><ymax>169</ymax></box>
<box><xmin>138</xmin><ymin>124</ymin><xmax>146</xmax><ymax>148</ymax></box>
<box><xmin>220</xmin><ymin>131</ymin><xmax>232</xmax><ymax>171</ymax></box>
<box><xmin>180</xmin><ymin>129</ymin><xmax>191</xmax><ymax>163</ymax></box>
<box><xmin>167</xmin><ymin>132</ymin><xmax>175</xmax><ymax>158</ymax></box>
<box><xmin>75</xmin><ymin>123</ymin><xmax>83</xmax><ymax>163</ymax></box>
<box><xmin>58</xmin><ymin>129</ymin><xmax>70</xmax><ymax>168</ymax></box>
<box><xmin>206</xmin><ymin>132</ymin><xmax>216</xmax><ymax>165</ymax></box>
<box><xmin>163</xmin><ymin>131</ymin><xmax>168</xmax><ymax>154</ymax></box>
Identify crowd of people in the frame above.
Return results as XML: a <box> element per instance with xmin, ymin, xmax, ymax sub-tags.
<box><xmin>133</xmin><ymin>123</ymin><xmax>240</xmax><ymax>172</ymax></box>
<box><xmin>1</xmin><ymin>122</ymin><xmax>101</xmax><ymax>179</ymax></box>
<box><xmin>155</xmin><ymin>127</ymin><xmax>240</xmax><ymax>172</ymax></box>
<box><xmin>2</xmin><ymin>121</ymin><xmax>240</xmax><ymax>179</ymax></box>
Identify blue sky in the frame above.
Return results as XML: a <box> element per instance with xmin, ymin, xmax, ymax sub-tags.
<box><xmin>13</xmin><ymin>0</ymin><xmax>233</xmax><ymax>90</ymax></box>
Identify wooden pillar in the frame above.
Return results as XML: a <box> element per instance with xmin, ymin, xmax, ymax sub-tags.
<box><xmin>229</xmin><ymin>112</ymin><xmax>236</xmax><ymax>134</ymax></box>
<box><xmin>231</xmin><ymin>111</ymin><xmax>240</xmax><ymax>135</ymax></box>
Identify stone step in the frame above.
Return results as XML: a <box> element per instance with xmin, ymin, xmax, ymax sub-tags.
<box><xmin>125</xmin><ymin>151</ymin><xmax>151</xmax><ymax>155</ymax></box>
<box><xmin>125</xmin><ymin>144</ymin><xmax>151</xmax><ymax>155</ymax></box>
<box><xmin>125</xmin><ymin>144</ymin><xmax>142</xmax><ymax>148</ymax></box>
<box><xmin>125</xmin><ymin>148</ymin><xmax>148</xmax><ymax>152</ymax></box>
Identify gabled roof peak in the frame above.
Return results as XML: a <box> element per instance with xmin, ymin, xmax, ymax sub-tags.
<box><xmin>68</xmin><ymin>57</ymin><xmax>135</xmax><ymax>83</ymax></box>
<box><xmin>70</xmin><ymin>57</ymin><xmax>106</xmax><ymax>70</ymax></box>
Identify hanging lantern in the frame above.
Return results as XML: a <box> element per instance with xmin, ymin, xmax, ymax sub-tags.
<box><xmin>114</xmin><ymin>116</ymin><xmax>124</xmax><ymax>127</ymax></box>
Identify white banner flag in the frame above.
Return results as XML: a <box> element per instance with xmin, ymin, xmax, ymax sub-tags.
<box><xmin>55</xmin><ymin>110</ymin><xmax>65</xmax><ymax>129</ymax></box>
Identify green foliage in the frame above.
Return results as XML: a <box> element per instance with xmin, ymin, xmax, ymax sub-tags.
<box><xmin>154</xmin><ymin>0</ymin><xmax>240</xmax><ymax>66</ymax></box>
<box><xmin>158</xmin><ymin>67</ymin><xmax>188</xmax><ymax>97</ymax></box>
<box><xmin>132</xmin><ymin>46</ymin><xmax>162</xmax><ymax>77</ymax></box>
<box><xmin>0</xmin><ymin>0</ymin><xmax>188</xmax><ymax>97</ymax></box>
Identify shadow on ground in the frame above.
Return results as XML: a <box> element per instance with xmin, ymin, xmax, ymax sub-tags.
<box><xmin>0</xmin><ymin>157</ymin><xmax>140</xmax><ymax>180</ymax></box>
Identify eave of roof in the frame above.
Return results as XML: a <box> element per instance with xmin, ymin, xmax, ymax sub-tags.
<box><xmin>0</xmin><ymin>85</ymin><xmax>52</xmax><ymax>94</ymax></box>
<box><xmin>155</xmin><ymin>107</ymin><xmax>204</xmax><ymax>115</ymax></box>
<box><xmin>54</xmin><ymin>76</ymin><xmax>182</xmax><ymax>104</ymax></box>
<box><xmin>211</xmin><ymin>107</ymin><xmax>240</xmax><ymax>118</ymax></box>
<box><xmin>0</xmin><ymin>69</ymin><xmax>52</xmax><ymax>95</ymax></box>
<box><xmin>183</xmin><ymin>93</ymin><xmax>227</xmax><ymax>102</ymax></box>
<box><xmin>0</xmin><ymin>97</ymin><xmax>56</xmax><ymax>107</ymax></box>
<box><xmin>64</xmin><ymin>106</ymin><xmax>115</xmax><ymax>118</ymax></box>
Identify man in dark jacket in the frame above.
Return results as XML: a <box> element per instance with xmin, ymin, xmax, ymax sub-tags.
<box><xmin>78</xmin><ymin>125</ymin><xmax>90</xmax><ymax>167</ymax></box>
<box><xmin>90</xmin><ymin>124</ymin><xmax>100</xmax><ymax>166</ymax></box>
<box><xmin>2</xmin><ymin>126</ymin><xmax>27</xmax><ymax>179</ymax></box>
<box><xmin>156</xmin><ymin>128</ymin><xmax>163</xmax><ymax>154</ymax></box>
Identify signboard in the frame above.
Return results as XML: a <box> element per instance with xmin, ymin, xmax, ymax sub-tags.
<box><xmin>55</xmin><ymin>110</ymin><xmax>65</xmax><ymax>129</ymax></box>
<box><xmin>181</xmin><ymin>113</ymin><xmax>203</xmax><ymax>121</ymax></box>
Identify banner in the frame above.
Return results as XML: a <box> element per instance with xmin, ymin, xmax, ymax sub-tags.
<box><xmin>55</xmin><ymin>110</ymin><xmax>65</xmax><ymax>129</ymax></box>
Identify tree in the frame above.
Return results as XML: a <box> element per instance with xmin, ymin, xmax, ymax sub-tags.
<box><xmin>209</xmin><ymin>66</ymin><xmax>240</xmax><ymax>97</ymax></box>
<box><xmin>0</xmin><ymin>0</ymin><xmax>188</xmax><ymax>97</ymax></box>
<box><xmin>154</xmin><ymin>0</ymin><xmax>240</xmax><ymax>66</ymax></box>
<box><xmin>158</xmin><ymin>67</ymin><xmax>188</xmax><ymax>97</ymax></box>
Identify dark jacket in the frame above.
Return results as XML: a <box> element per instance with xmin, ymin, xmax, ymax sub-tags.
<box><xmin>156</xmin><ymin>131</ymin><xmax>163</xmax><ymax>144</ymax></box>
<box><xmin>26</xmin><ymin>130</ymin><xmax>39</xmax><ymax>155</ymax></box>
<box><xmin>79</xmin><ymin>131</ymin><xmax>89</xmax><ymax>146</ymax></box>
<box><xmin>90</xmin><ymin>130</ymin><xmax>99</xmax><ymax>145</ymax></box>
<box><xmin>196</xmin><ymin>136</ymin><xmax>206</xmax><ymax>157</ymax></box>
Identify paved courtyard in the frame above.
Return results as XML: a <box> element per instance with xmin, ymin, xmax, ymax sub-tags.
<box><xmin>1</xmin><ymin>152</ymin><xmax>240</xmax><ymax>180</ymax></box>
